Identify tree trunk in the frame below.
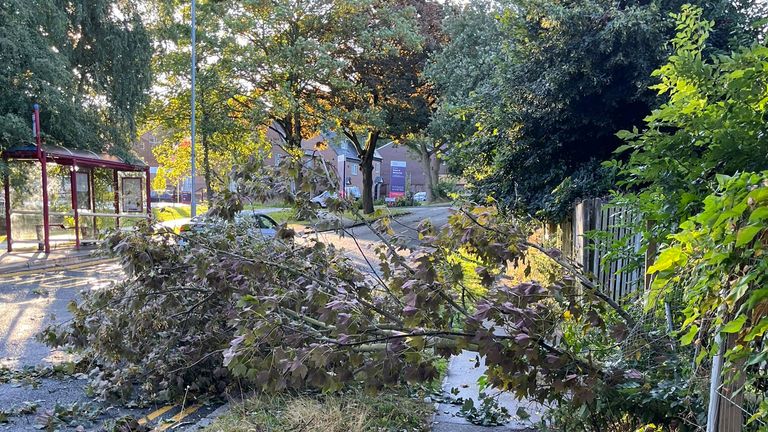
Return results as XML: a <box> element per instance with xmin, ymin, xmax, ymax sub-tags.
<box><xmin>361</xmin><ymin>151</ymin><xmax>375</xmax><ymax>214</ymax></box>
<box><xmin>360</xmin><ymin>132</ymin><xmax>379</xmax><ymax>214</ymax></box>
<box><xmin>430</xmin><ymin>154</ymin><xmax>441</xmax><ymax>199</ymax></box>
<box><xmin>420</xmin><ymin>147</ymin><xmax>435</xmax><ymax>202</ymax></box>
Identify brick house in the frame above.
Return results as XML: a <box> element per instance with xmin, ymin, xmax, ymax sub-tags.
<box><xmin>262</xmin><ymin>125</ymin><xmax>454</xmax><ymax>199</ymax></box>
<box><xmin>376</xmin><ymin>141</ymin><xmax>447</xmax><ymax>197</ymax></box>
<box><xmin>263</xmin><ymin>128</ymin><xmax>383</xmax><ymax>198</ymax></box>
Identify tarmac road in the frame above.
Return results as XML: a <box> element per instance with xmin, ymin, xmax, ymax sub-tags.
<box><xmin>305</xmin><ymin>205</ymin><xmax>454</xmax><ymax>274</ymax></box>
<box><xmin>0</xmin><ymin>261</ymin><xmax>121</xmax><ymax>368</ymax></box>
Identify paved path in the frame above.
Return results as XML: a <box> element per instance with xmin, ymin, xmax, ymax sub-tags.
<box><xmin>0</xmin><ymin>262</ymin><xmax>218</xmax><ymax>431</ymax></box>
<box><xmin>0</xmin><ymin>261</ymin><xmax>121</xmax><ymax>367</ymax></box>
<box><xmin>433</xmin><ymin>351</ymin><xmax>544</xmax><ymax>431</ymax></box>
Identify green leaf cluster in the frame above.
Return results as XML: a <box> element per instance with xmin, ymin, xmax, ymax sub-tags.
<box><xmin>428</xmin><ymin>0</ymin><xmax>754</xmax><ymax>221</ymax></box>
<box><xmin>614</xmin><ymin>4</ymin><xmax>768</xmax><ymax>231</ymax></box>
<box><xmin>648</xmin><ymin>171</ymin><xmax>768</xmax><ymax>425</ymax></box>
<box><xmin>0</xmin><ymin>0</ymin><xmax>151</xmax><ymax>156</ymax></box>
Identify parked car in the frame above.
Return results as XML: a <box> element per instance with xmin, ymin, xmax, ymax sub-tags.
<box><xmin>413</xmin><ymin>191</ymin><xmax>427</xmax><ymax>202</ymax></box>
<box><xmin>310</xmin><ymin>187</ymin><xmax>361</xmax><ymax>208</ymax></box>
<box><xmin>310</xmin><ymin>191</ymin><xmax>336</xmax><ymax>208</ymax></box>
<box><xmin>179</xmin><ymin>210</ymin><xmax>279</xmax><ymax>239</ymax></box>
<box><xmin>345</xmin><ymin>186</ymin><xmax>361</xmax><ymax>199</ymax></box>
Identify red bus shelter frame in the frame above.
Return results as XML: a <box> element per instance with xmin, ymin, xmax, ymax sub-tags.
<box><xmin>2</xmin><ymin>144</ymin><xmax>150</xmax><ymax>254</ymax></box>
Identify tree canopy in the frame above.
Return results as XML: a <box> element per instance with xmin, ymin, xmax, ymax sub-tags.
<box><xmin>225</xmin><ymin>0</ymin><xmax>348</xmax><ymax>151</ymax></box>
<box><xmin>0</xmin><ymin>0</ymin><xmax>152</xmax><ymax>157</ymax></box>
<box><xmin>613</xmin><ymin>5</ymin><xmax>768</xmax><ymax>229</ymax></box>
<box><xmin>429</xmin><ymin>0</ymin><xmax>754</xmax><ymax>221</ymax></box>
<box><xmin>141</xmin><ymin>0</ymin><xmax>265</xmax><ymax>198</ymax></box>
<box><xmin>324</xmin><ymin>0</ymin><xmax>439</xmax><ymax>212</ymax></box>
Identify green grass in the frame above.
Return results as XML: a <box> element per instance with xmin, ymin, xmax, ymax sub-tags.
<box><xmin>205</xmin><ymin>388</ymin><xmax>433</xmax><ymax>432</ymax></box>
<box><xmin>344</xmin><ymin>206</ymin><xmax>409</xmax><ymax>222</ymax></box>
<box><xmin>152</xmin><ymin>204</ymin><xmax>209</xmax><ymax>223</ymax></box>
<box><xmin>267</xmin><ymin>206</ymin><xmax>409</xmax><ymax>226</ymax></box>
<box><xmin>266</xmin><ymin>209</ymin><xmax>298</xmax><ymax>224</ymax></box>
<box><xmin>243</xmin><ymin>201</ymin><xmax>286</xmax><ymax>210</ymax></box>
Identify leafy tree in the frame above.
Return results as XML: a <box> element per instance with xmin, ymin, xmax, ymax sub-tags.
<box><xmin>224</xmin><ymin>0</ymin><xmax>344</xmax><ymax>153</ymax></box>
<box><xmin>614</xmin><ymin>4</ymin><xmax>768</xmax><ymax>235</ymax></box>
<box><xmin>432</xmin><ymin>0</ymin><xmax>753</xmax><ymax>221</ymax></box>
<box><xmin>392</xmin><ymin>0</ymin><xmax>447</xmax><ymax>203</ymax></box>
<box><xmin>647</xmin><ymin>171</ymin><xmax>768</xmax><ymax>428</ymax></box>
<box><xmin>324</xmin><ymin>0</ymin><xmax>435</xmax><ymax>213</ymax></box>
<box><xmin>0</xmin><ymin>0</ymin><xmax>151</xmax><ymax>156</ymax></box>
<box><xmin>424</xmin><ymin>0</ymin><xmax>504</xmax><ymax>191</ymax></box>
<box><xmin>141</xmin><ymin>0</ymin><xmax>265</xmax><ymax>200</ymax></box>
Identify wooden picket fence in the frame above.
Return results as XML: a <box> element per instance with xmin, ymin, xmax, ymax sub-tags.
<box><xmin>558</xmin><ymin>198</ymin><xmax>759</xmax><ymax>431</ymax></box>
<box><xmin>558</xmin><ymin>198</ymin><xmax>645</xmax><ymax>302</ymax></box>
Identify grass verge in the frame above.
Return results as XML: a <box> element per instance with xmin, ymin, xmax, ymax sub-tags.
<box><xmin>269</xmin><ymin>206</ymin><xmax>409</xmax><ymax>226</ymax></box>
<box><xmin>152</xmin><ymin>204</ymin><xmax>209</xmax><ymax>223</ymax></box>
<box><xmin>205</xmin><ymin>388</ymin><xmax>434</xmax><ymax>432</ymax></box>
<box><xmin>344</xmin><ymin>207</ymin><xmax>409</xmax><ymax>222</ymax></box>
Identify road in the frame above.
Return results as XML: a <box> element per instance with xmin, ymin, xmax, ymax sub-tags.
<box><xmin>0</xmin><ymin>261</ymin><xmax>121</xmax><ymax>368</ymax></box>
<box><xmin>305</xmin><ymin>205</ymin><xmax>453</xmax><ymax>274</ymax></box>
<box><xmin>0</xmin><ymin>264</ymin><xmax>218</xmax><ymax>430</ymax></box>
<box><xmin>0</xmin><ymin>206</ymin><xmax>453</xmax><ymax>430</ymax></box>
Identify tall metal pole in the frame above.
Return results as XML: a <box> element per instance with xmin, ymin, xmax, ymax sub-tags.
<box><xmin>34</xmin><ymin>104</ymin><xmax>51</xmax><ymax>254</ymax></box>
<box><xmin>190</xmin><ymin>0</ymin><xmax>197</xmax><ymax>217</ymax></box>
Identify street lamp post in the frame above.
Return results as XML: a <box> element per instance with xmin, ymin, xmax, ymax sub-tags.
<box><xmin>190</xmin><ymin>0</ymin><xmax>197</xmax><ymax>217</ymax></box>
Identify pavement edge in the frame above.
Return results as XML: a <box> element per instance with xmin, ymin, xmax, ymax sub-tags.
<box><xmin>0</xmin><ymin>256</ymin><xmax>115</xmax><ymax>278</ymax></box>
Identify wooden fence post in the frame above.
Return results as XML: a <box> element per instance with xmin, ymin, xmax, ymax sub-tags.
<box><xmin>716</xmin><ymin>332</ymin><xmax>745</xmax><ymax>431</ymax></box>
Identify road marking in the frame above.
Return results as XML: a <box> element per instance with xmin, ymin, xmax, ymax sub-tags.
<box><xmin>137</xmin><ymin>405</ymin><xmax>175</xmax><ymax>425</ymax></box>
<box><xmin>153</xmin><ymin>404</ymin><xmax>202</xmax><ymax>431</ymax></box>
<box><xmin>0</xmin><ymin>258</ymin><xmax>116</xmax><ymax>279</ymax></box>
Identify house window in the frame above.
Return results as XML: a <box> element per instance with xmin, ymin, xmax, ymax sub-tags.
<box><xmin>351</xmin><ymin>164</ymin><xmax>358</xmax><ymax>176</ymax></box>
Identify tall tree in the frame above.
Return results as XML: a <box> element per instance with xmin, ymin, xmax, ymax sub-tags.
<box><xmin>424</xmin><ymin>0</ymin><xmax>503</xmax><ymax>189</ymax></box>
<box><xmin>0</xmin><ymin>0</ymin><xmax>151</xmax><ymax>156</ymax></box>
<box><xmin>225</xmin><ymin>0</ymin><xmax>343</xmax><ymax>154</ymax></box>
<box><xmin>397</xmin><ymin>0</ymin><xmax>448</xmax><ymax>203</ymax></box>
<box><xmin>614</xmin><ymin>4</ymin><xmax>768</xmax><ymax>233</ymax></box>
<box><xmin>141</xmin><ymin>0</ymin><xmax>262</xmax><ymax>201</ymax></box>
<box><xmin>431</xmin><ymin>0</ymin><xmax>754</xmax><ymax>221</ymax></box>
<box><xmin>325</xmin><ymin>0</ymin><xmax>433</xmax><ymax>213</ymax></box>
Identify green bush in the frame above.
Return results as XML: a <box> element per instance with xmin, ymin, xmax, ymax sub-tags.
<box><xmin>434</xmin><ymin>180</ymin><xmax>458</xmax><ymax>199</ymax></box>
<box><xmin>389</xmin><ymin>194</ymin><xmax>421</xmax><ymax>207</ymax></box>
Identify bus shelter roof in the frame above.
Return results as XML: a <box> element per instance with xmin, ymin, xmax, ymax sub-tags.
<box><xmin>3</xmin><ymin>144</ymin><xmax>147</xmax><ymax>172</ymax></box>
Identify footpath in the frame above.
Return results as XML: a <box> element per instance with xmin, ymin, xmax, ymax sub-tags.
<box><xmin>0</xmin><ymin>245</ymin><xmax>106</xmax><ymax>276</ymax></box>
<box><xmin>432</xmin><ymin>351</ymin><xmax>544</xmax><ymax>431</ymax></box>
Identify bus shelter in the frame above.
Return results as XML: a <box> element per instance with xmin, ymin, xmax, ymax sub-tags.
<box><xmin>2</xmin><ymin>144</ymin><xmax>151</xmax><ymax>254</ymax></box>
